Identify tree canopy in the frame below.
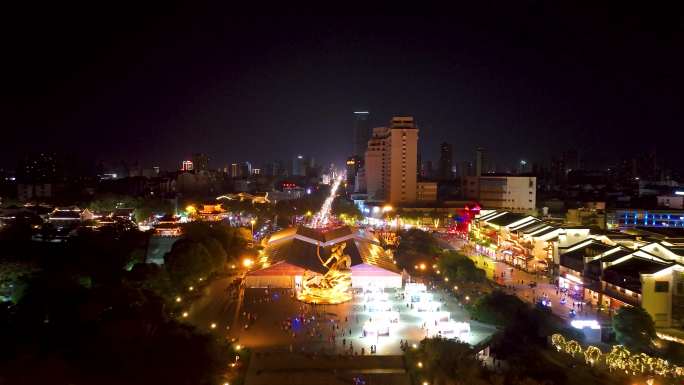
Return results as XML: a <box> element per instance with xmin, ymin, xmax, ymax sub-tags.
<box><xmin>439</xmin><ymin>250</ymin><xmax>486</xmax><ymax>284</ymax></box>
<box><xmin>612</xmin><ymin>306</ymin><xmax>656</xmax><ymax>353</ymax></box>
<box><xmin>394</xmin><ymin>228</ymin><xmax>442</xmax><ymax>271</ymax></box>
<box><xmin>85</xmin><ymin>193</ymin><xmax>174</xmax><ymax>222</ymax></box>
<box><xmin>0</xmin><ymin>272</ymin><xmax>226</xmax><ymax>385</ymax></box>
<box><xmin>164</xmin><ymin>240</ymin><xmax>215</xmax><ymax>288</ymax></box>
<box><xmin>471</xmin><ymin>290</ymin><xmax>528</xmax><ymax>326</ymax></box>
<box><xmin>408</xmin><ymin>338</ymin><xmax>493</xmax><ymax>385</ymax></box>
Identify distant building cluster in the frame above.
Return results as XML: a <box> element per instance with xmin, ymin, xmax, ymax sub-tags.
<box><xmin>1</xmin><ymin>150</ymin><xmax>333</xmax><ymax>208</ymax></box>
<box><xmin>343</xmin><ymin>111</ymin><xmax>682</xmax><ymax>225</ymax></box>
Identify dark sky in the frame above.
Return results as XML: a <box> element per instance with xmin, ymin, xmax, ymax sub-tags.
<box><xmin>4</xmin><ymin>4</ymin><xmax>684</xmax><ymax>173</ymax></box>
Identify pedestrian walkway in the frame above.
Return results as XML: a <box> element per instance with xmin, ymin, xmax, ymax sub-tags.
<box><xmin>440</xmin><ymin>236</ymin><xmax>612</xmax><ymax>324</ymax></box>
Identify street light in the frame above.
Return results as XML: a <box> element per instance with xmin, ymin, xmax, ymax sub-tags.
<box><xmin>250</xmin><ymin>219</ymin><xmax>256</xmax><ymax>237</ymax></box>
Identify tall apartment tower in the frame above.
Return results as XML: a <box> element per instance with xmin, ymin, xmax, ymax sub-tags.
<box><xmin>353</xmin><ymin>111</ymin><xmax>371</xmax><ymax>157</ymax></box>
<box><xmin>192</xmin><ymin>153</ymin><xmax>209</xmax><ymax>172</ymax></box>
<box><xmin>475</xmin><ymin>147</ymin><xmax>486</xmax><ymax>177</ymax></box>
<box><xmin>365</xmin><ymin>116</ymin><xmax>419</xmax><ymax>204</ymax></box>
<box><xmin>439</xmin><ymin>142</ymin><xmax>454</xmax><ymax>180</ymax></box>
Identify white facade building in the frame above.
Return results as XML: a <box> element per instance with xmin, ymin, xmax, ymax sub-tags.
<box><xmin>464</xmin><ymin>175</ymin><xmax>536</xmax><ymax>213</ymax></box>
<box><xmin>364</xmin><ymin>116</ymin><xmax>419</xmax><ymax>204</ymax></box>
<box><xmin>658</xmin><ymin>195</ymin><xmax>684</xmax><ymax>209</ymax></box>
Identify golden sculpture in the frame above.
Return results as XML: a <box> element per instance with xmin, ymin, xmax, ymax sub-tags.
<box><xmin>297</xmin><ymin>243</ymin><xmax>352</xmax><ymax>304</ymax></box>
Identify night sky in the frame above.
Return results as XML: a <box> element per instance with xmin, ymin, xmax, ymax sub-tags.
<box><xmin>5</xmin><ymin>4</ymin><xmax>684</xmax><ymax>173</ymax></box>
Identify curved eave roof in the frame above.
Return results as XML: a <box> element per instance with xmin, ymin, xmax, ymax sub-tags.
<box><xmin>259</xmin><ymin>236</ymin><xmax>399</xmax><ymax>275</ymax></box>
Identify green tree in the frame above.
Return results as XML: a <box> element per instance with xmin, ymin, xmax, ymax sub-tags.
<box><xmin>395</xmin><ymin>229</ymin><xmax>442</xmax><ymax>271</ymax></box>
<box><xmin>409</xmin><ymin>338</ymin><xmax>490</xmax><ymax>385</ymax></box>
<box><xmin>134</xmin><ymin>199</ymin><xmax>174</xmax><ymax>222</ymax></box>
<box><xmin>0</xmin><ymin>271</ymin><xmax>227</xmax><ymax>385</ymax></box>
<box><xmin>85</xmin><ymin>193</ymin><xmax>173</xmax><ymax>222</ymax></box>
<box><xmin>0</xmin><ymin>261</ymin><xmax>38</xmax><ymax>303</ymax></box>
<box><xmin>69</xmin><ymin>227</ymin><xmax>149</xmax><ymax>285</ymax></box>
<box><xmin>126</xmin><ymin>263</ymin><xmax>175</xmax><ymax>301</ymax></box>
<box><xmin>439</xmin><ymin>250</ymin><xmax>486</xmax><ymax>284</ymax></box>
<box><xmin>331</xmin><ymin>197</ymin><xmax>361</xmax><ymax>218</ymax></box>
<box><xmin>471</xmin><ymin>290</ymin><xmax>527</xmax><ymax>326</ymax></box>
<box><xmin>397</xmin><ymin>228</ymin><xmax>441</xmax><ymax>256</ymax></box>
<box><xmin>164</xmin><ymin>240</ymin><xmax>214</xmax><ymax>288</ymax></box>
<box><xmin>183</xmin><ymin>222</ymin><xmax>248</xmax><ymax>264</ymax></box>
<box><xmin>612</xmin><ymin>306</ymin><xmax>656</xmax><ymax>353</ymax></box>
<box><xmin>0</xmin><ymin>221</ymin><xmax>33</xmax><ymax>241</ymax></box>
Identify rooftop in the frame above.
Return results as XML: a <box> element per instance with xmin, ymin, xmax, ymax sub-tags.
<box><xmin>513</xmin><ymin>220</ymin><xmax>545</xmax><ymax>233</ymax></box>
<box><xmin>294</xmin><ymin>225</ymin><xmax>354</xmax><ymax>244</ymax></box>
<box><xmin>603</xmin><ymin>257</ymin><xmax>672</xmax><ymax>293</ymax></box>
<box><xmin>486</xmin><ymin>212</ymin><xmax>528</xmax><ymax>227</ymax></box>
<box><xmin>257</xmin><ymin>226</ymin><xmax>398</xmax><ymax>275</ymax></box>
<box><xmin>560</xmin><ymin>241</ymin><xmax>616</xmax><ymax>271</ymax></box>
<box><xmin>49</xmin><ymin>209</ymin><xmax>81</xmax><ymax>219</ymax></box>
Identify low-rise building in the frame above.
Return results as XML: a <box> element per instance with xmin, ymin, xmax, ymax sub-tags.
<box><xmin>153</xmin><ymin>215</ymin><xmax>183</xmax><ymax>237</ymax></box>
<box><xmin>607</xmin><ymin>209</ymin><xmax>684</xmax><ymax>230</ymax></box>
<box><xmin>558</xmin><ymin>238</ymin><xmax>684</xmax><ymax>328</ymax></box>
<box><xmin>658</xmin><ymin>195</ymin><xmax>684</xmax><ymax>209</ymax></box>
<box><xmin>416</xmin><ymin>181</ymin><xmax>437</xmax><ymax>202</ymax></box>
<box><xmin>48</xmin><ymin>207</ymin><xmax>82</xmax><ymax>228</ymax></box>
<box><xmin>464</xmin><ymin>175</ymin><xmax>536</xmax><ymax>213</ymax></box>
<box><xmin>197</xmin><ymin>204</ymin><xmax>229</xmax><ymax>222</ymax></box>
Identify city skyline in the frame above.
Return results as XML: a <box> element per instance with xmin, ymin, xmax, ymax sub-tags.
<box><xmin>3</xmin><ymin>6</ymin><xmax>684</xmax><ymax>384</ymax></box>
<box><xmin>5</xmin><ymin>5</ymin><xmax>684</xmax><ymax>173</ymax></box>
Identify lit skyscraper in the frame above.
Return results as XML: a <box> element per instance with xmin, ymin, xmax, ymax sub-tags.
<box><xmin>365</xmin><ymin>116</ymin><xmax>419</xmax><ymax>204</ymax></box>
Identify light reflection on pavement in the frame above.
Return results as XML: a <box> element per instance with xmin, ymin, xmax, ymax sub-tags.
<box><xmin>227</xmin><ymin>286</ymin><xmax>496</xmax><ymax>355</ymax></box>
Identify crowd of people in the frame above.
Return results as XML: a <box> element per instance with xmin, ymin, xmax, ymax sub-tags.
<box><xmin>231</xmin><ymin>285</ymin><xmax>470</xmax><ymax>356</ymax></box>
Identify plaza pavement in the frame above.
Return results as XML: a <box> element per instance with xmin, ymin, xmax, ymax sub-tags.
<box><xmin>225</xmin><ymin>286</ymin><xmax>496</xmax><ymax>355</ymax></box>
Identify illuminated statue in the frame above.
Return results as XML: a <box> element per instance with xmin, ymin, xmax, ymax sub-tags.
<box><xmin>297</xmin><ymin>243</ymin><xmax>352</xmax><ymax>304</ymax></box>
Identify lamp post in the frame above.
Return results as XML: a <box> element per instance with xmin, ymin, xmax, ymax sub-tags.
<box><xmin>250</xmin><ymin>219</ymin><xmax>256</xmax><ymax>238</ymax></box>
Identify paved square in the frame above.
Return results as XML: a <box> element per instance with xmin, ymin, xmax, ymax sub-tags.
<box><xmin>232</xmin><ymin>286</ymin><xmax>497</xmax><ymax>355</ymax></box>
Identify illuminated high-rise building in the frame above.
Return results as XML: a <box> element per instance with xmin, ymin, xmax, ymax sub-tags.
<box><xmin>292</xmin><ymin>155</ymin><xmax>315</xmax><ymax>177</ymax></box>
<box><xmin>346</xmin><ymin>155</ymin><xmax>362</xmax><ymax>191</ymax></box>
<box><xmin>365</xmin><ymin>116</ymin><xmax>419</xmax><ymax>204</ymax></box>
<box><xmin>181</xmin><ymin>160</ymin><xmax>194</xmax><ymax>171</ymax></box>
<box><xmin>240</xmin><ymin>162</ymin><xmax>252</xmax><ymax>177</ymax></box>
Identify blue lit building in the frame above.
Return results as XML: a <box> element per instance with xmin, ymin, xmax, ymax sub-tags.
<box><xmin>607</xmin><ymin>209</ymin><xmax>684</xmax><ymax>229</ymax></box>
